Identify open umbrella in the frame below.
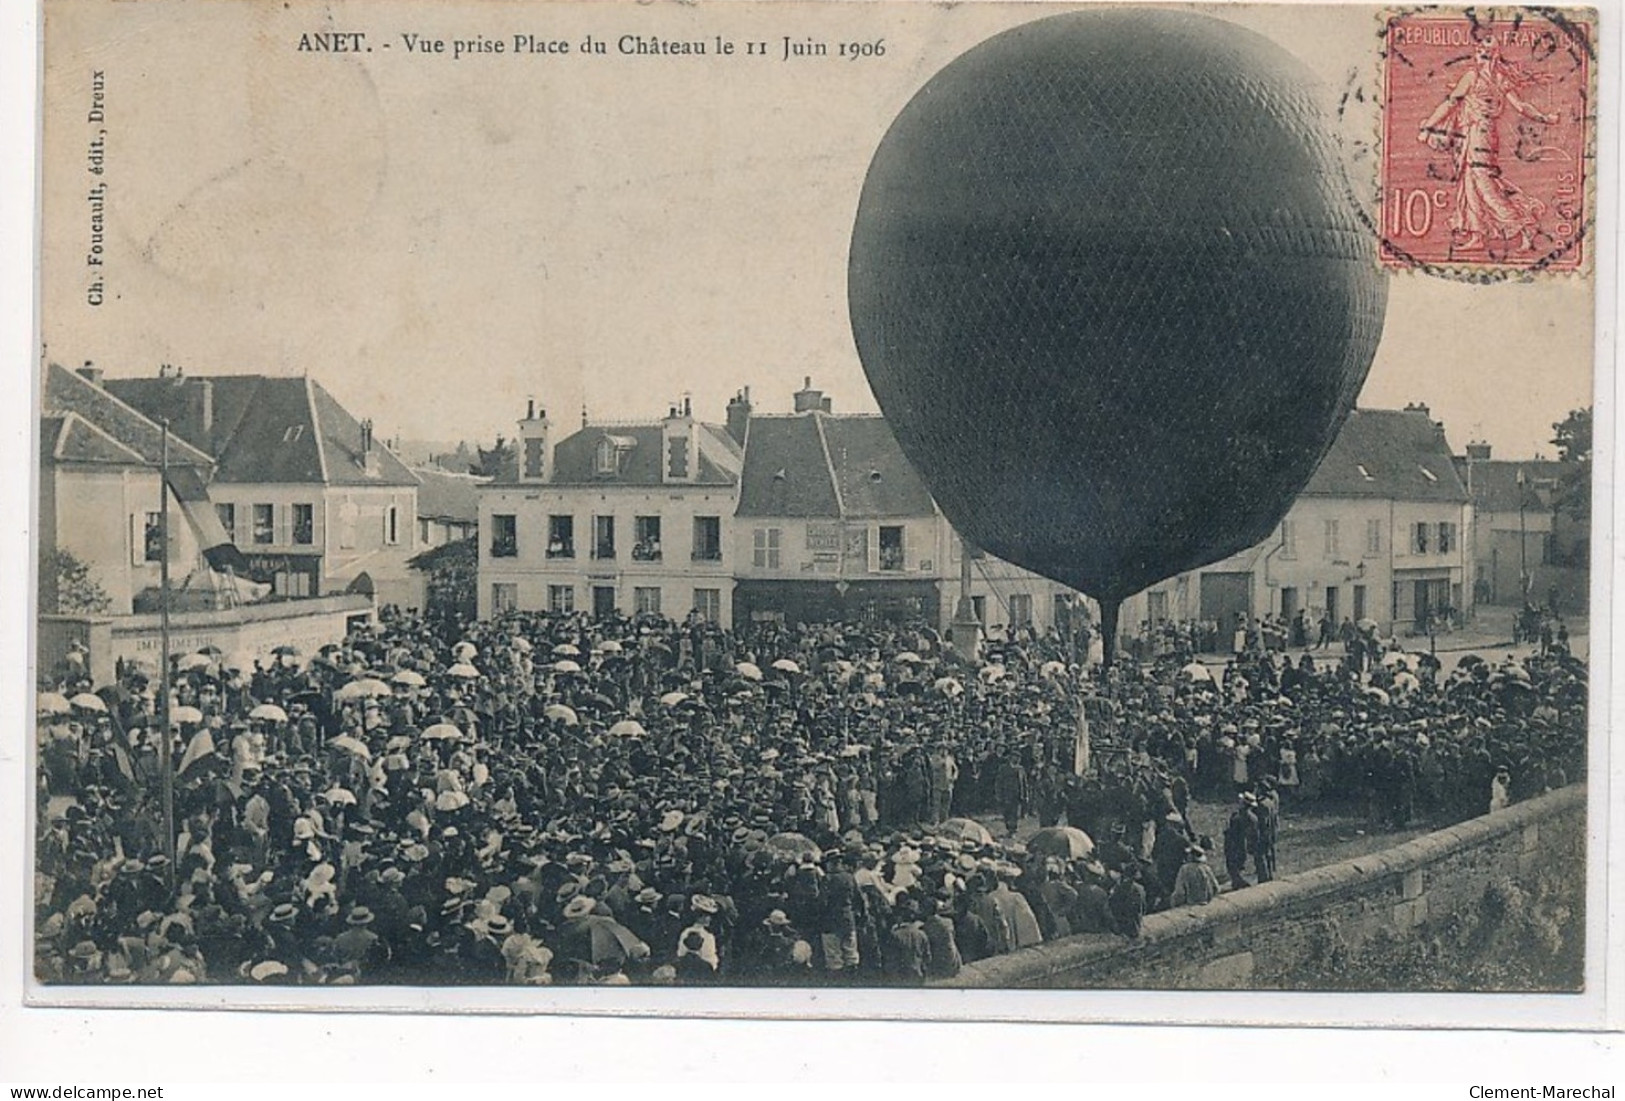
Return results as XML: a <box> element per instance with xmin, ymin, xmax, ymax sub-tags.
<box><xmin>735</xmin><ymin>662</ymin><xmax>763</xmax><ymax>682</ymax></box>
<box><xmin>1040</xmin><ymin>660</ymin><xmax>1068</xmax><ymax>678</ymax></box>
<box><xmin>328</xmin><ymin>735</ymin><xmax>371</xmax><ymax>758</ymax></box>
<box><xmin>390</xmin><ymin>669</ymin><xmax>427</xmax><ymax>688</ymax></box>
<box><xmin>175</xmin><ymin>653</ymin><xmax>215</xmax><ymax>673</ymax></box>
<box><xmin>1180</xmin><ymin>662</ymin><xmax>1213</xmax><ymax>682</ymax></box>
<box><xmin>323</xmin><ymin>786</ymin><xmax>358</xmax><ymax>806</ymax></box>
<box><xmin>595</xmin><ymin>640</ymin><xmax>624</xmax><ymax>654</ymax></box>
<box><xmin>249</xmin><ymin>703</ymin><xmax>289</xmax><ymax>723</ymax></box>
<box><xmin>607</xmin><ymin>720</ymin><xmax>646</xmax><ymax>737</ymax></box>
<box><xmin>446</xmin><ymin>663</ymin><xmax>481</xmax><ymax>679</ymax></box>
<box><xmin>37</xmin><ymin>692</ymin><xmax>72</xmax><ymax>717</ymax></box>
<box><xmin>932</xmin><ymin>677</ymin><xmax>964</xmax><ymax>697</ymax></box>
<box><xmin>770</xmin><ymin>659</ymin><xmax>801</xmax><ymax>675</ymax></box>
<box><xmin>1026</xmin><ymin>825</ymin><xmax>1094</xmax><ymax>860</ymax></box>
<box><xmin>765</xmin><ymin>831</ymin><xmax>820</xmax><ymax>858</ymax></box>
<box><xmin>979</xmin><ymin>664</ymin><xmax>1006</xmax><ymax>683</ymax></box>
<box><xmin>553</xmin><ymin>643</ymin><xmax>581</xmax><ymax>657</ymax></box>
<box><xmin>935</xmin><ymin>818</ymin><xmax>995</xmax><ymax>846</ymax></box>
<box><xmin>421</xmin><ymin>722</ymin><xmax>463</xmax><ymax>741</ymax></box>
<box><xmin>435</xmin><ymin>790</ymin><xmax>471</xmax><ymax>812</ymax></box>
<box><xmin>557</xmin><ymin>914</ymin><xmax>645</xmax><ymax>967</ymax></box>
<box><xmin>544</xmin><ymin>703</ymin><xmax>579</xmax><ymax>726</ymax></box>
<box><xmin>1363</xmin><ymin>686</ymin><xmax>1391</xmax><ymax>706</ymax></box>
<box><xmin>169</xmin><ymin>705</ymin><xmax>204</xmax><ymax>725</ymax></box>
<box><xmin>70</xmin><ymin>692</ymin><xmax>107</xmax><ymax>713</ymax></box>
<box><xmin>659</xmin><ymin>691</ymin><xmax>689</xmax><ymax>707</ymax></box>
<box><xmin>335</xmin><ymin>678</ymin><xmax>392</xmax><ymax>701</ymax></box>
<box><xmin>452</xmin><ymin>641</ymin><xmax>478</xmax><ymax>662</ymax></box>
<box><xmin>894</xmin><ymin>651</ymin><xmax>923</xmax><ymax>664</ymax></box>
<box><xmin>552</xmin><ymin>660</ymin><xmax>582</xmax><ymax>675</ymax></box>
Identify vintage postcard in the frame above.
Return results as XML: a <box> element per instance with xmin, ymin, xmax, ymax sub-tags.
<box><xmin>25</xmin><ymin>0</ymin><xmax>1612</xmax><ymax>1025</ymax></box>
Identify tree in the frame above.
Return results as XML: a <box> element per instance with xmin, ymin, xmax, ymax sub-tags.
<box><xmin>472</xmin><ymin>436</ymin><xmax>516</xmax><ymax>480</ymax></box>
<box><xmin>39</xmin><ymin>547</ymin><xmax>113</xmax><ymax>615</ymax></box>
<box><xmin>408</xmin><ymin>537</ymin><xmax>477</xmax><ymax>625</ymax></box>
<box><xmin>1550</xmin><ymin>407</ymin><xmax>1592</xmax><ymax>523</ymax></box>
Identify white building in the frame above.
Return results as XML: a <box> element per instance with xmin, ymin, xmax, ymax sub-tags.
<box><xmin>1122</xmin><ymin>405</ymin><xmax>1474</xmax><ymax>640</ymax></box>
<box><xmin>476</xmin><ymin>398</ymin><xmax>743</xmax><ymax>622</ymax></box>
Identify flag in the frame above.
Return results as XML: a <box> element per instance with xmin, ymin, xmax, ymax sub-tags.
<box><xmin>165</xmin><ymin>467</ymin><xmax>250</xmax><ymax>574</ymax></box>
<box><xmin>178</xmin><ymin>728</ymin><xmax>217</xmax><ymax>775</ymax></box>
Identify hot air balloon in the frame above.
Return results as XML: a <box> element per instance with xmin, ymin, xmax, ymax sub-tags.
<box><xmin>848</xmin><ymin>9</ymin><xmax>1387</xmax><ymax>664</ymax></box>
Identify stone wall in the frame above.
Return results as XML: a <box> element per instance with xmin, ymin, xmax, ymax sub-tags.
<box><xmin>943</xmin><ymin>785</ymin><xmax>1585</xmax><ymax>991</ymax></box>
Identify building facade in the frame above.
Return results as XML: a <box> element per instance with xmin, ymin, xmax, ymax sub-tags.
<box><xmin>105</xmin><ymin>370</ymin><xmax>422</xmax><ymax>605</ymax></box>
<box><xmin>477</xmin><ymin>399</ymin><xmax>743</xmax><ymax>622</ymax></box>
<box><xmin>1121</xmin><ymin>406</ymin><xmax>1474</xmax><ymax>640</ymax></box>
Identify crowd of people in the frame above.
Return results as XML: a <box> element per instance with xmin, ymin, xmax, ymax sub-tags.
<box><xmin>33</xmin><ymin>603</ymin><xmax>1586</xmax><ymax>987</ymax></box>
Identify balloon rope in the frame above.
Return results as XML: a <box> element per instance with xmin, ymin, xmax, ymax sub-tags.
<box><xmin>1100</xmin><ymin>598</ymin><xmax>1120</xmax><ymax>671</ymax></box>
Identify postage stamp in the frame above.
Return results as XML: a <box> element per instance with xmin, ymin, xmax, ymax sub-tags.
<box><xmin>1379</xmin><ymin>8</ymin><xmax>1594</xmax><ymax>273</ymax></box>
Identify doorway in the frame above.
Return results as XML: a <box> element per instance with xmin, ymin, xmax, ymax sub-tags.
<box><xmin>592</xmin><ymin>585</ymin><xmax>617</xmax><ymax>618</ymax></box>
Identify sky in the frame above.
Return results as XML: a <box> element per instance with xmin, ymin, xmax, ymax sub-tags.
<box><xmin>38</xmin><ymin>0</ymin><xmax>1596</xmax><ymax>460</ymax></box>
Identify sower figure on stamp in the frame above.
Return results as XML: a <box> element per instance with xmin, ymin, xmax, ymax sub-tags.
<box><xmin>1418</xmin><ymin>39</ymin><xmax>1559</xmax><ymax>253</ymax></box>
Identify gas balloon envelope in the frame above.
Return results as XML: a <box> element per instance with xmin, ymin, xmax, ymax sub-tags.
<box><xmin>848</xmin><ymin>8</ymin><xmax>1388</xmax><ymax>658</ymax></box>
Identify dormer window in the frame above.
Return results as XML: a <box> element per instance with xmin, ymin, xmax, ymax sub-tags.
<box><xmin>282</xmin><ymin>425</ymin><xmax>304</xmax><ymax>443</ymax></box>
<box><xmin>1356</xmin><ymin>464</ymin><xmax>1374</xmax><ymax>482</ymax></box>
<box><xmin>595</xmin><ymin>439</ymin><xmax>618</xmax><ymax>476</ymax></box>
<box><xmin>1418</xmin><ymin>465</ymin><xmax>1438</xmax><ymax>483</ymax></box>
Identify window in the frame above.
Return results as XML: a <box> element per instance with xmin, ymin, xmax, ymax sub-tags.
<box><xmin>1323</xmin><ymin>519</ymin><xmax>1340</xmax><ymax>559</ymax></box>
<box><xmin>693</xmin><ymin>588</ymin><xmax>721</xmax><ymax>623</ymax></box>
<box><xmin>141</xmin><ymin>511</ymin><xmax>164</xmax><ymax>563</ymax></box>
<box><xmin>878</xmin><ymin>525</ymin><xmax>905</xmax><ymax>572</ymax></box>
<box><xmin>547</xmin><ymin>584</ymin><xmax>575</xmax><ymax>613</ymax></box>
<box><xmin>633</xmin><ymin>516</ymin><xmax>663</xmax><ymax>562</ymax></box>
<box><xmin>634</xmin><ymin>586</ymin><xmax>662</xmax><ymax>615</ymax></box>
<box><xmin>1353</xmin><ymin>584</ymin><xmax>1366</xmax><ymax>621</ymax></box>
<box><xmin>1438</xmin><ymin>521</ymin><xmax>1456</xmax><ymax>554</ymax></box>
<box><xmin>753</xmin><ymin>527</ymin><xmax>781</xmax><ymax>570</ymax></box>
<box><xmin>1009</xmin><ymin>593</ymin><xmax>1033</xmax><ymax>628</ymax></box>
<box><xmin>292</xmin><ymin>503</ymin><xmax>315</xmax><ymax>546</ymax></box>
<box><xmin>594</xmin><ymin>439</ymin><xmax>618</xmax><ymax>476</ymax></box>
<box><xmin>692</xmin><ymin>516</ymin><xmax>722</xmax><ymax>561</ymax></box>
<box><xmin>523</xmin><ymin>437</ymin><xmax>546</xmax><ymax>480</ymax></box>
<box><xmin>1146</xmin><ymin>591</ymin><xmax>1167</xmax><ymax>624</ymax></box>
<box><xmin>1366</xmin><ymin>518</ymin><xmax>1382</xmax><ymax>556</ymax></box>
<box><xmin>492</xmin><ymin>582</ymin><xmax>518</xmax><ymax>614</ymax></box>
<box><xmin>1279</xmin><ymin>519</ymin><xmax>1297</xmax><ymax>559</ymax></box>
<box><xmin>1413</xmin><ymin>522</ymin><xmax>1430</xmax><ymax>555</ymax></box>
<box><xmin>252</xmin><ymin>503</ymin><xmax>275</xmax><ymax>545</ymax></box>
<box><xmin>385</xmin><ymin>504</ymin><xmax>400</xmax><ymax>546</ymax></box>
<box><xmin>216</xmin><ymin>503</ymin><xmax>236</xmax><ymax>543</ymax></box>
<box><xmin>491</xmin><ymin>514</ymin><xmax>518</xmax><ymax>558</ymax></box>
<box><xmin>593</xmin><ymin>515</ymin><xmax>616</xmax><ymax>559</ymax></box>
<box><xmin>547</xmin><ymin>515</ymin><xmax>574</xmax><ymax>559</ymax></box>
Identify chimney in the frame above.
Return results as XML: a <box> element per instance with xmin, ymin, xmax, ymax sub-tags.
<box><xmin>725</xmin><ymin>387</ymin><xmax>752</xmax><ymax>445</ymax></box>
<box><xmin>360</xmin><ymin>418</ymin><xmax>380</xmax><ymax>475</ymax></box>
<box><xmin>662</xmin><ymin>393</ymin><xmax>696</xmax><ymax>483</ymax></box>
<box><xmin>76</xmin><ymin>360</ymin><xmax>103</xmax><ymax>386</ymax></box>
<box><xmin>519</xmin><ymin>399</ymin><xmax>551</xmax><ymax>483</ymax></box>
<box><xmin>1403</xmin><ymin>402</ymin><xmax>1431</xmax><ymax>418</ymax></box>
<box><xmin>192</xmin><ymin>378</ymin><xmax>213</xmax><ymax>439</ymax></box>
<box><xmin>793</xmin><ymin>376</ymin><xmax>825</xmax><ymax>414</ymax></box>
<box><xmin>1465</xmin><ymin>441</ymin><xmax>1492</xmax><ymax>462</ymax></box>
<box><xmin>821</xmin><ymin>397</ymin><xmax>833</xmax><ymax>414</ymax></box>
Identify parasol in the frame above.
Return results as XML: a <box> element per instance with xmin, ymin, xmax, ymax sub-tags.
<box><xmin>932</xmin><ymin>677</ymin><xmax>964</xmax><ymax>697</ymax></box>
<box><xmin>735</xmin><ymin>662</ymin><xmax>763</xmax><ymax>681</ymax></box>
<box><xmin>70</xmin><ymin>692</ymin><xmax>107</xmax><ymax>713</ymax></box>
<box><xmin>556</xmin><ymin>914</ymin><xmax>646</xmax><ymax>967</ymax></box>
<box><xmin>452</xmin><ymin>641</ymin><xmax>478</xmax><ymax>662</ymax></box>
<box><xmin>553</xmin><ymin>643</ymin><xmax>581</xmax><ymax>656</ymax></box>
<box><xmin>390</xmin><ymin>669</ymin><xmax>427</xmax><ymax>688</ymax></box>
<box><xmin>446</xmin><ymin>662</ymin><xmax>482</xmax><ymax>679</ymax></box>
<box><xmin>1040</xmin><ymin>660</ymin><xmax>1068</xmax><ymax>678</ymax></box>
<box><xmin>552</xmin><ymin>660</ymin><xmax>582</xmax><ymax>675</ymax></box>
<box><xmin>935</xmin><ymin>817</ymin><xmax>995</xmax><ymax>846</ymax></box>
<box><xmin>894</xmin><ymin>651</ymin><xmax>923</xmax><ymax>664</ymax></box>
<box><xmin>1362</xmin><ymin>686</ymin><xmax>1391</xmax><ymax>705</ymax></box>
<box><xmin>596</xmin><ymin>640</ymin><xmax>624</xmax><ymax>654</ymax></box>
<box><xmin>323</xmin><ymin>786</ymin><xmax>358</xmax><ymax>806</ymax></box>
<box><xmin>771</xmin><ymin>659</ymin><xmax>801</xmax><ymax>675</ymax></box>
<box><xmin>1026</xmin><ymin>825</ymin><xmax>1094</xmax><ymax>860</ymax></box>
<box><xmin>608</xmin><ymin>720</ymin><xmax>646</xmax><ymax>737</ymax></box>
<box><xmin>175</xmin><ymin>653</ymin><xmax>215</xmax><ymax>673</ymax></box>
<box><xmin>1180</xmin><ymin>662</ymin><xmax>1213</xmax><ymax>682</ymax></box>
<box><xmin>328</xmin><ymin>735</ymin><xmax>371</xmax><ymax>758</ymax></box>
<box><xmin>37</xmin><ymin>692</ymin><xmax>72</xmax><ymax>717</ymax></box>
<box><xmin>435</xmin><ymin>790</ymin><xmax>471</xmax><ymax>812</ymax></box>
<box><xmin>249</xmin><ymin>703</ymin><xmax>289</xmax><ymax>723</ymax></box>
<box><xmin>335</xmin><ymin>677</ymin><xmax>392</xmax><ymax>701</ymax></box>
<box><xmin>421</xmin><ymin>722</ymin><xmax>463</xmax><ymax>741</ymax></box>
<box><xmin>169</xmin><ymin>705</ymin><xmax>204</xmax><ymax>725</ymax></box>
<box><xmin>979</xmin><ymin>663</ymin><xmax>1006</xmax><ymax>683</ymax></box>
<box><xmin>544</xmin><ymin>703</ymin><xmax>579</xmax><ymax>726</ymax></box>
<box><xmin>659</xmin><ymin>691</ymin><xmax>689</xmax><ymax>707</ymax></box>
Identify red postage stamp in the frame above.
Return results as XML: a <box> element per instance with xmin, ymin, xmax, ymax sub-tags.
<box><xmin>1380</xmin><ymin>9</ymin><xmax>1594</xmax><ymax>273</ymax></box>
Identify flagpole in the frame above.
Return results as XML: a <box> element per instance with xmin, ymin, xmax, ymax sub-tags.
<box><xmin>158</xmin><ymin>419</ymin><xmax>177</xmax><ymax>880</ymax></box>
